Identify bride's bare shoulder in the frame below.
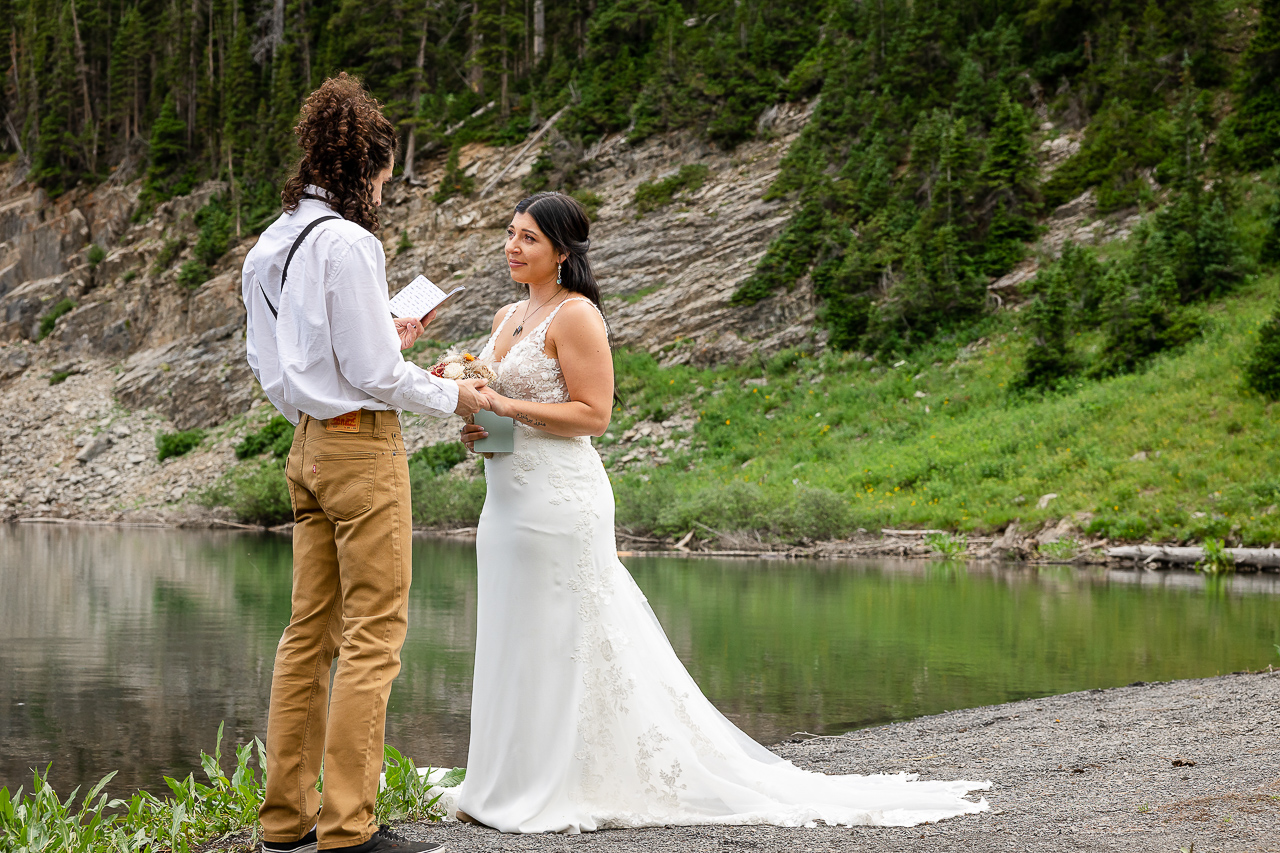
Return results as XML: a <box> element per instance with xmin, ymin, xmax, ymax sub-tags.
<box><xmin>552</xmin><ymin>297</ymin><xmax>607</xmax><ymax>334</ymax></box>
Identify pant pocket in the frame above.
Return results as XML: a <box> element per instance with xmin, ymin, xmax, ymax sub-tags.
<box><xmin>314</xmin><ymin>452</ymin><xmax>377</xmax><ymax>520</ymax></box>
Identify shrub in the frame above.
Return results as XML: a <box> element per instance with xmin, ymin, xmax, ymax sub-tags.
<box><xmin>408</xmin><ymin>466</ymin><xmax>486</xmax><ymax>528</ymax></box>
<box><xmin>634</xmin><ymin>164</ymin><xmax>710</xmax><ymax>215</ymax></box>
<box><xmin>201</xmin><ymin>459</ymin><xmax>292</xmax><ymax>526</ymax></box>
<box><xmin>1244</xmin><ymin>300</ymin><xmax>1280</xmax><ymax>400</ymax></box>
<box><xmin>152</xmin><ymin>237</ymin><xmax>186</xmax><ymax>274</ymax></box>
<box><xmin>784</xmin><ymin>486</ymin><xmax>852</xmax><ymax>540</ymax></box>
<box><xmin>409</xmin><ymin>442</ymin><xmax>468</xmax><ymax>475</ymax></box>
<box><xmin>235</xmin><ymin>415</ymin><xmax>295</xmax><ymax>459</ymax></box>
<box><xmin>396</xmin><ymin>229</ymin><xmax>413</xmax><ymax>256</ymax></box>
<box><xmin>156</xmin><ymin>428</ymin><xmax>205</xmax><ymax>461</ymax></box>
<box><xmin>569</xmin><ymin>189</ymin><xmax>603</xmax><ymax>221</ymax></box>
<box><xmin>48</xmin><ymin>370</ymin><xmax>71</xmax><ymax>385</ymax></box>
<box><xmin>432</xmin><ymin>146</ymin><xmax>474</xmax><ymax>204</ymax></box>
<box><xmin>177</xmin><ymin>260</ymin><xmax>213</xmax><ymax>289</ymax></box>
<box><xmin>36</xmin><ymin>298</ymin><xmax>76</xmax><ymax>340</ymax></box>
<box><xmin>87</xmin><ymin>244</ymin><xmax>106</xmax><ymax>267</ymax></box>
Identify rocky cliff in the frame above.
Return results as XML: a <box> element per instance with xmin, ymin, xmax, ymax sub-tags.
<box><xmin>0</xmin><ymin>103</ymin><xmax>818</xmax><ymax>523</ymax></box>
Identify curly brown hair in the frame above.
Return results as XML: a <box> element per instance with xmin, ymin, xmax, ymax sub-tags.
<box><xmin>281</xmin><ymin>72</ymin><xmax>397</xmax><ymax>232</ymax></box>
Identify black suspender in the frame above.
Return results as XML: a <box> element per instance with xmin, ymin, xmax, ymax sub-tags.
<box><xmin>260</xmin><ymin>214</ymin><xmax>341</xmax><ymax>319</ymax></box>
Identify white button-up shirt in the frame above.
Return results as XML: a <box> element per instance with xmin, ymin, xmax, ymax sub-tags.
<box><xmin>242</xmin><ymin>189</ymin><xmax>459</xmax><ymax>424</ymax></box>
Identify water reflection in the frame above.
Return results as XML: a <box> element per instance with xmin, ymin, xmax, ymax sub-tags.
<box><xmin>3</xmin><ymin>523</ymin><xmax>1279</xmax><ymax>796</ymax></box>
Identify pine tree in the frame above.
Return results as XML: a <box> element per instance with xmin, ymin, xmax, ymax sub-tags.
<box><xmin>978</xmin><ymin>90</ymin><xmax>1037</xmax><ymax>275</ymax></box>
<box><xmin>1015</xmin><ymin>263</ymin><xmax>1079</xmax><ymax>392</ymax></box>
<box><xmin>141</xmin><ymin>93</ymin><xmax>188</xmax><ymax>205</ymax></box>
<box><xmin>1233</xmin><ymin>0</ymin><xmax>1280</xmax><ymax>168</ymax></box>
<box><xmin>1244</xmin><ymin>298</ymin><xmax>1280</xmax><ymax>400</ymax></box>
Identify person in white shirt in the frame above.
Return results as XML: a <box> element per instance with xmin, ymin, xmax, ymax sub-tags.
<box><xmin>241</xmin><ymin>72</ymin><xmax>483</xmax><ymax>853</ymax></box>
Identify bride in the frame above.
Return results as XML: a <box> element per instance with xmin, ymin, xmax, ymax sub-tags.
<box><xmin>452</xmin><ymin>191</ymin><xmax>989</xmax><ymax>833</ymax></box>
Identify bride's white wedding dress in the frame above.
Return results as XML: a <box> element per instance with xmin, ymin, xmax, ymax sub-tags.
<box><xmin>445</xmin><ymin>298</ymin><xmax>989</xmax><ymax>833</ymax></box>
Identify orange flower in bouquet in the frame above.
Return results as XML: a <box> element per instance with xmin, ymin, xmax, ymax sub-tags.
<box><xmin>429</xmin><ymin>352</ymin><xmax>497</xmax><ymax>382</ymax></box>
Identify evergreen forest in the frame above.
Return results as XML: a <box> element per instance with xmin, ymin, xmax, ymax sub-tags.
<box><xmin>5</xmin><ymin>0</ymin><xmax>1280</xmax><ymax>363</ymax></box>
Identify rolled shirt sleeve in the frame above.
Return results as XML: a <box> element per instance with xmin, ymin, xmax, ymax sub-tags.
<box><xmin>326</xmin><ymin>235</ymin><xmax>460</xmax><ymax>417</ymax></box>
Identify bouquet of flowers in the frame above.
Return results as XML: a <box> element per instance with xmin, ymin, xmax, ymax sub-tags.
<box><xmin>429</xmin><ymin>351</ymin><xmax>497</xmax><ymax>382</ymax></box>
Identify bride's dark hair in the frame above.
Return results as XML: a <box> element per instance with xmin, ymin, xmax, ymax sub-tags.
<box><xmin>514</xmin><ymin>192</ymin><xmax>604</xmax><ymax>313</ymax></box>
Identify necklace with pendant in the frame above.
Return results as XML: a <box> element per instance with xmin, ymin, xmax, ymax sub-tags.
<box><xmin>513</xmin><ymin>287</ymin><xmax>564</xmax><ymax>337</ymax></box>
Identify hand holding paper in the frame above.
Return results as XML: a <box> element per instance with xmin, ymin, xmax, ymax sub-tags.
<box><xmin>390</xmin><ymin>275</ymin><xmax>466</xmax><ymax>322</ymax></box>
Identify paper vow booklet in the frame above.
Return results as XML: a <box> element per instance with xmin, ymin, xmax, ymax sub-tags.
<box><xmin>472</xmin><ymin>409</ymin><xmax>515</xmax><ymax>453</ymax></box>
<box><xmin>389</xmin><ymin>275</ymin><xmax>465</xmax><ymax>321</ymax></box>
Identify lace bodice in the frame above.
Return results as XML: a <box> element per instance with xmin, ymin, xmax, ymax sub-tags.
<box><xmin>477</xmin><ymin>297</ymin><xmax>606</xmax><ymax>405</ymax></box>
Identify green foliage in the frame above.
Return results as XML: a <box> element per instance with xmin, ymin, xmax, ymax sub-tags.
<box><xmin>603</xmin><ymin>270</ymin><xmax>1280</xmax><ymax>547</ymax></box>
<box><xmin>1227</xmin><ymin>0</ymin><xmax>1280</xmax><ymax>169</ymax></box>
<box><xmin>193</xmin><ymin>195</ymin><xmax>233</xmax><ymax>266</ymax></box>
<box><xmin>408</xmin><ymin>460</ymin><xmax>486</xmax><ymax>528</ymax></box>
<box><xmin>1196</xmin><ymin>537</ymin><xmax>1236</xmax><ymax>575</ymax></box>
<box><xmin>201</xmin><ymin>459</ymin><xmax>292</xmax><ymax>526</ymax></box>
<box><xmin>0</xmin><ymin>723</ymin><xmax>451</xmax><ymax>852</ymax></box>
<box><xmin>0</xmin><ymin>725</ymin><xmax>267</xmax><ymax>852</ymax></box>
<box><xmin>48</xmin><ymin>370</ymin><xmax>72</xmax><ymax>386</ymax></box>
<box><xmin>569</xmin><ymin>189</ymin><xmax>604</xmax><ymax>221</ymax></box>
<box><xmin>1017</xmin><ymin>167</ymin><xmax>1248</xmax><ymax>389</ymax></box>
<box><xmin>409</xmin><ymin>442</ymin><xmax>468</xmax><ymax>475</ymax></box>
<box><xmin>378</xmin><ymin>746</ymin><xmax>459</xmax><ymax>823</ymax></box>
<box><xmin>140</xmin><ymin>94</ymin><xmax>190</xmax><ymax>209</ymax></box>
<box><xmin>432</xmin><ymin>145</ymin><xmax>473</xmax><ymax>204</ymax></box>
<box><xmin>1244</xmin><ymin>299</ymin><xmax>1280</xmax><ymax>400</ymax></box>
<box><xmin>925</xmin><ymin>532</ymin><xmax>968</xmax><ymax>557</ymax></box>
<box><xmin>152</xmin><ymin>238</ymin><xmax>186</xmax><ymax>274</ymax></box>
<box><xmin>155</xmin><ymin>428</ymin><xmax>204</xmax><ymax>461</ymax></box>
<box><xmin>177</xmin><ymin>260</ymin><xmax>212</xmax><ymax>289</ymax></box>
<box><xmin>634</xmin><ymin>165</ymin><xmax>710</xmax><ymax>215</ymax></box>
<box><xmin>396</xmin><ymin>229</ymin><xmax>414</xmax><ymax>256</ymax></box>
<box><xmin>36</xmin><ymin>298</ymin><xmax>76</xmax><ymax>341</ymax></box>
<box><xmin>87</xmin><ymin>244</ymin><xmax>107</xmax><ymax>267</ymax></box>
<box><xmin>1038</xmin><ymin>537</ymin><xmax>1081</xmax><ymax>561</ymax></box>
<box><xmin>235</xmin><ymin>415</ymin><xmax>295</xmax><ymax>460</ymax></box>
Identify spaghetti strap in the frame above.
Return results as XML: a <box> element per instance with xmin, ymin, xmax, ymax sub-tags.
<box><xmin>544</xmin><ymin>296</ymin><xmax>609</xmax><ymax>341</ymax></box>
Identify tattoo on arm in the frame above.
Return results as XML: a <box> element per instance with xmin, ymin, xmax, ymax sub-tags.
<box><xmin>514</xmin><ymin>412</ymin><xmax>548</xmax><ymax>427</ymax></box>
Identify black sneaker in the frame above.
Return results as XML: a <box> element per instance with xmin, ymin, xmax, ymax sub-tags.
<box><xmin>332</xmin><ymin>824</ymin><xmax>445</xmax><ymax>853</ymax></box>
<box><xmin>261</xmin><ymin>827</ymin><xmax>318</xmax><ymax>853</ymax></box>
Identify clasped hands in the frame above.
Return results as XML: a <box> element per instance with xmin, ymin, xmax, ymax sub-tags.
<box><xmin>395</xmin><ymin>311</ymin><xmax>490</xmax><ymax>418</ymax></box>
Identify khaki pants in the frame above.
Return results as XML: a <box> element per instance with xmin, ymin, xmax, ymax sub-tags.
<box><xmin>260</xmin><ymin>409</ymin><xmax>412</xmax><ymax>850</ymax></box>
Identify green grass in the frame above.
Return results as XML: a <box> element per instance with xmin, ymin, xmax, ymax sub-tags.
<box><xmin>606</xmin><ymin>273</ymin><xmax>1280</xmax><ymax>547</ymax></box>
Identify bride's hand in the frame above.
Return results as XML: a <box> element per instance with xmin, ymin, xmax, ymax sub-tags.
<box><xmin>460</xmin><ymin>419</ymin><xmax>492</xmax><ymax>458</ymax></box>
<box><xmin>481</xmin><ymin>386</ymin><xmax>514</xmax><ymax>418</ymax></box>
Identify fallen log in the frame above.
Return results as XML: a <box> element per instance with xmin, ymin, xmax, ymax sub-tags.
<box><xmin>1106</xmin><ymin>545</ymin><xmax>1280</xmax><ymax>569</ymax></box>
<box><xmin>881</xmin><ymin>528</ymin><xmax>948</xmax><ymax>537</ymax></box>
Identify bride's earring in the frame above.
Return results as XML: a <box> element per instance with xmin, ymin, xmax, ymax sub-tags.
<box><xmin>556</xmin><ymin>262</ymin><xmax>562</xmax><ymax>286</ymax></box>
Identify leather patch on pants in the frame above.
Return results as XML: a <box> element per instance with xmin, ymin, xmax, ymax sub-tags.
<box><xmin>325</xmin><ymin>410</ymin><xmax>361</xmax><ymax>432</ymax></box>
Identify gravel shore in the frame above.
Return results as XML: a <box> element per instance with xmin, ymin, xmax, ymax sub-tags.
<box><xmin>398</xmin><ymin>670</ymin><xmax>1280</xmax><ymax>852</ymax></box>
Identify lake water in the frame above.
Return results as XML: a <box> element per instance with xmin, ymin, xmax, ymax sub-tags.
<box><xmin>3</xmin><ymin>523</ymin><xmax>1279</xmax><ymax>796</ymax></box>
